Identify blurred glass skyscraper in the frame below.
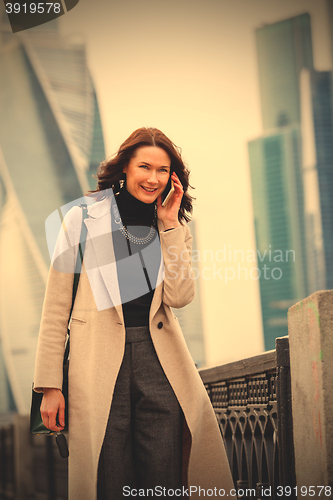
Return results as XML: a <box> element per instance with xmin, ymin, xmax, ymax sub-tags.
<box><xmin>300</xmin><ymin>69</ymin><xmax>333</xmax><ymax>293</ymax></box>
<box><xmin>248</xmin><ymin>13</ymin><xmax>333</xmax><ymax>350</ymax></box>
<box><xmin>0</xmin><ymin>10</ymin><xmax>105</xmax><ymax>413</ymax></box>
<box><xmin>248</xmin><ymin>126</ymin><xmax>308</xmax><ymax>347</ymax></box>
<box><xmin>256</xmin><ymin>14</ymin><xmax>314</xmax><ymax>130</ymax></box>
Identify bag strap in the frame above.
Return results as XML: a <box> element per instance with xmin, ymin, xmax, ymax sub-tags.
<box><xmin>68</xmin><ymin>204</ymin><xmax>89</xmax><ymax>321</ymax></box>
<box><xmin>62</xmin><ymin>204</ymin><xmax>88</xmax><ymax>366</ymax></box>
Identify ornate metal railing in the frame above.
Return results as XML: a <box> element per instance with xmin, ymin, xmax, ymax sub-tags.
<box><xmin>199</xmin><ymin>336</ymin><xmax>296</xmax><ymax>500</ymax></box>
<box><xmin>0</xmin><ymin>420</ymin><xmax>15</xmax><ymax>500</ymax></box>
<box><xmin>0</xmin><ymin>415</ymin><xmax>68</xmax><ymax>500</ymax></box>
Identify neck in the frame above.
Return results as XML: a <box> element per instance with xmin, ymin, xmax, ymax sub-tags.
<box><xmin>115</xmin><ymin>186</ymin><xmax>156</xmax><ymax>225</ymax></box>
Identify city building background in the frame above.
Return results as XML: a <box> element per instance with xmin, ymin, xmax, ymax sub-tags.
<box><xmin>248</xmin><ymin>11</ymin><xmax>333</xmax><ymax>350</ymax></box>
<box><xmin>248</xmin><ymin>14</ymin><xmax>312</xmax><ymax>350</ymax></box>
<box><xmin>0</xmin><ymin>14</ymin><xmax>105</xmax><ymax>413</ymax></box>
<box><xmin>174</xmin><ymin>220</ymin><xmax>206</xmax><ymax>368</ymax></box>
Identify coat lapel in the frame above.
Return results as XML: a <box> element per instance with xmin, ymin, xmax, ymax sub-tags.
<box><xmin>84</xmin><ymin>193</ymin><xmax>123</xmax><ymax>323</ymax></box>
<box><xmin>150</xmin><ymin>219</ymin><xmax>165</xmax><ymax>321</ymax></box>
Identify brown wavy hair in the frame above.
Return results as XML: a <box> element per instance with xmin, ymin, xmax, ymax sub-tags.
<box><xmin>90</xmin><ymin>127</ymin><xmax>194</xmax><ymax>223</ymax></box>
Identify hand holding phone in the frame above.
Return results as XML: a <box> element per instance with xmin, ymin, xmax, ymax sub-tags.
<box><xmin>162</xmin><ymin>179</ymin><xmax>175</xmax><ymax>207</ymax></box>
<box><xmin>158</xmin><ymin>172</ymin><xmax>182</xmax><ymax>230</ymax></box>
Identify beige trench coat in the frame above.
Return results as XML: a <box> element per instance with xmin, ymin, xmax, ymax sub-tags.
<box><xmin>34</xmin><ymin>193</ymin><xmax>234</xmax><ymax>499</ymax></box>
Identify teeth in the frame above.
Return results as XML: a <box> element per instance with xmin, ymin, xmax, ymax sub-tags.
<box><xmin>142</xmin><ymin>187</ymin><xmax>156</xmax><ymax>192</ymax></box>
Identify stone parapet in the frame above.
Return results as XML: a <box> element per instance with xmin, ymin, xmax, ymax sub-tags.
<box><xmin>288</xmin><ymin>290</ymin><xmax>333</xmax><ymax>496</ymax></box>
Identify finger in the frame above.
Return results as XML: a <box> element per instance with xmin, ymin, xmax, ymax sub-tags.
<box><xmin>171</xmin><ymin>172</ymin><xmax>182</xmax><ymax>184</ymax></box>
<box><xmin>171</xmin><ymin>176</ymin><xmax>183</xmax><ymax>192</ymax></box>
<box><xmin>175</xmin><ymin>183</ymin><xmax>183</xmax><ymax>194</ymax></box>
<box><xmin>41</xmin><ymin>416</ymin><xmax>49</xmax><ymax>429</ymax></box>
<box><xmin>47</xmin><ymin>410</ymin><xmax>58</xmax><ymax>431</ymax></box>
<box><xmin>42</xmin><ymin>416</ymin><xmax>59</xmax><ymax>432</ymax></box>
<box><xmin>173</xmin><ymin>184</ymin><xmax>183</xmax><ymax>200</ymax></box>
<box><xmin>58</xmin><ymin>403</ymin><xmax>65</xmax><ymax>428</ymax></box>
<box><xmin>172</xmin><ymin>176</ymin><xmax>180</xmax><ymax>185</ymax></box>
<box><xmin>41</xmin><ymin>408</ymin><xmax>50</xmax><ymax>429</ymax></box>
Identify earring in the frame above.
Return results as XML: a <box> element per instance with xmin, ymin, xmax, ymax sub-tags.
<box><xmin>120</xmin><ymin>172</ymin><xmax>126</xmax><ymax>189</ymax></box>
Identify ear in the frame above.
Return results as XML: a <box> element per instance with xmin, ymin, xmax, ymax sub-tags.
<box><xmin>123</xmin><ymin>165</ymin><xmax>127</xmax><ymax>174</ymax></box>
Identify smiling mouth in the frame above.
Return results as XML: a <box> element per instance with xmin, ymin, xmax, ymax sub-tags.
<box><xmin>141</xmin><ymin>186</ymin><xmax>157</xmax><ymax>193</ymax></box>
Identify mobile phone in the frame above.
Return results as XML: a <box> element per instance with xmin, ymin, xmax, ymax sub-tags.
<box><xmin>162</xmin><ymin>179</ymin><xmax>175</xmax><ymax>207</ymax></box>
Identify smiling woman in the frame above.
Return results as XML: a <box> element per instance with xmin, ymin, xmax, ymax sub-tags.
<box><xmin>123</xmin><ymin>146</ymin><xmax>171</xmax><ymax>203</ymax></box>
<box><xmin>94</xmin><ymin>127</ymin><xmax>193</xmax><ymax>223</ymax></box>
<box><xmin>33</xmin><ymin>127</ymin><xmax>234</xmax><ymax>500</ymax></box>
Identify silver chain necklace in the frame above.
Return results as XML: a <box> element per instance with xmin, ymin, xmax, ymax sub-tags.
<box><xmin>112</xmin><ymin>202</ymin><xmax>157</xmax><ymax>245</ymax></box>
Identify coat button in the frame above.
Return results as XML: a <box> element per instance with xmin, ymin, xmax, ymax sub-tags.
<box><xmin>157</xmin><ymin>322</ymin><xmax>163</xmax><ymax>329</ymax></box>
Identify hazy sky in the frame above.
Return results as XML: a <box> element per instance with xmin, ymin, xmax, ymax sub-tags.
<box><xmin>60</xmin><ymin>0</ymin><xmax>331</xmax><ymax>366</ymax></box>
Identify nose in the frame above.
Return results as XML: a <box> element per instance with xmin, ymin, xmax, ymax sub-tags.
<box><xmin>147</xmin><ymin>170</ymin><xmax>158</xmax><ymax>184</ymax></box>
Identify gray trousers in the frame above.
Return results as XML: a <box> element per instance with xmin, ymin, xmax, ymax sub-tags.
<box><xmin>97</xmin><ymin>326</ymin><xmax>183</xmax><ymax>499</ymax></box>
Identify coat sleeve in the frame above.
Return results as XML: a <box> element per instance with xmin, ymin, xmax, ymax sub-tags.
<box><xmin>33</xmin><ymin>206</ymin><xmax>81</xmax><ymax>392</ymax></box>
<box><xmin>159</xmin><ymin>224</ymin><xmax>195</xmax><ymax>309</ymax></box>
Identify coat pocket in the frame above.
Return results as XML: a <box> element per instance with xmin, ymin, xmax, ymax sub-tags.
<box><xmin>71</xmin><ymin>317</ymin><xmax>87</xmax><ymax>325</ymax></box>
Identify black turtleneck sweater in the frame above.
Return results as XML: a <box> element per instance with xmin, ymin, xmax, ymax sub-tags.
<box><xmin>111</xmin><ymin>187</ymin><xmax>161</xmax><ymax>327</ymax></box>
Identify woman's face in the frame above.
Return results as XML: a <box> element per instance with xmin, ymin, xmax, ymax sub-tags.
<box><xmin>123</xmin><ymin>146</ymin><xmax>171</xmax><ymax>203</ymax></box>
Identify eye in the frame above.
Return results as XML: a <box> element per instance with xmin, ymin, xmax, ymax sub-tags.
<box><xmin>160</xmin><ymin>168</ymin><xmax>169</xmax><ymax>173</ymax></box>
<box><xmin>139</xmin><ymin>164</ymin><xmax>148</xmax><ymax>169</ymax></box>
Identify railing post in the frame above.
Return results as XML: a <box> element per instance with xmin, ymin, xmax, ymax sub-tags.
<box><xmin>0</xmin><ymin>423</ymin><xmax>15</xmax><ymax>499</ymax></box>
<box><xmin>276</xmin><ymin>336</ymin><xmax>296</xmax><ymax>497</ymax></box>
<box><xmin>13</xmin><ymin>414</ymin><xmax>35</xmax><ymax>500</ymax></box>
<box><xmin>288</xmin><ymin>290</ymin><xmax>333</xmax><ymax>497</ymax></box>
<box><xmin>46</xmin><ymin>435</ymin><xmax>56</xmax><ymax>500</ymax></box>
